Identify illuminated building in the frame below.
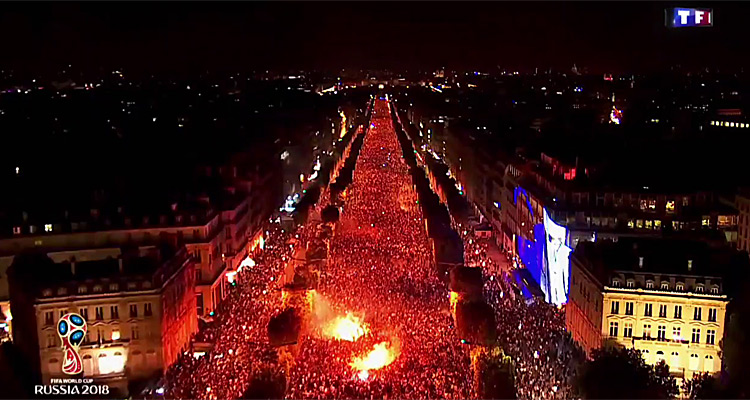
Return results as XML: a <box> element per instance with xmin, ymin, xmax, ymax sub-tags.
<box><xmin>7</xmin><ymin>245</ymin><xmax>196</xmax><ymax>392</ymax></box>
<box><xmin>0</xmin><ymin>192</ymin><xmax>256</xmax><ymax>322</ymax></box>
<box><xmin>706</xmin><ymin>109</ymin><xmax>749</xmax><ymax>130</ymax></box>
<box><xmin>735</xmin><ymin>189</ymin><xmax>750</xmax><ymax>254</ymax></box>
<box><xmin>566</xmin><ymin>238</ymin><xmax>733</xmax><ymax>381</ymax></box>
<box><xmin>497</xmin><ymin>153</ymin><xmax>738</xmax><ymax>289</ymax></box>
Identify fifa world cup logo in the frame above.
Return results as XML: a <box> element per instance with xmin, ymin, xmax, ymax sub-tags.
<box><xmin>58</xmin><ymin>313</ymin><xmax>87</xmax><ymax>375</ymax></box>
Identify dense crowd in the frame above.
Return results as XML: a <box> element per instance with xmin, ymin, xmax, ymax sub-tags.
<box><xmin>461</xmin><ymin>224</ymin><xmax>586</xmax><ymax>399</ymax></box>
<box><xmin>162</xmin><ymin>220</ymin><xmax>305</xmax><ymax>399</ymax></box>
<box><xmin>160</xmin><ymin>99</ymin><xmax>584</xmax><ymax>399</ymax></box>
<box><xmin>286</xmin><ymin>100</ymin><xmax>473</xmax><ymax>399</ymax></box>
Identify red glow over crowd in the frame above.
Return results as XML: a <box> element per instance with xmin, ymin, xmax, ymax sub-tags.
<box><xmin>160</xmin><ymin>99</ymin><xmax>584</xmax><ymax>400</ymax></box>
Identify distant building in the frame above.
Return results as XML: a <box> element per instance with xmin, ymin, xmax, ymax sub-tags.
<box><xmin>7</xmin><ymin>245</ymin><xmax>196</xmax><ymax>392</ymax></box>
<box><xmin>566</xmin><ymin>238</ymin><xmax>733</xmax><ymax>381</ymax></box>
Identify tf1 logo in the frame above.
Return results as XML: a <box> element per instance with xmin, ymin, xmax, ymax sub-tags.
<box><xmin>668</xmin><ymin>8</ymin><xmax>713</xmax><ymax>27</ymax></box>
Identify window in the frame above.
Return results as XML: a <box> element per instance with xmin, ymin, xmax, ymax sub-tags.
<box><xmin>706</xmin><ymin>329</ymin><xmax>716</xmax><ymax>345</ymax></box>
<box><xmin>694</xmin><ymin>307</ymin><xmax>702</xmax><ymax>321</ymax></box>
<box><xmin>609</xmin><ymin>321</ymin><xmax>619</xmax><ymax>337</ymax></box>
<box><xmin>78</xmin><ymin>285</ymin><xmax>88</xmax><ymax>294</ymax></box>
<box><xmin>79</xmin><ymin>308</ymin><xmax>88</xmax><ymax>320</ymax></box>
<box><xmin>674</xmin><ymin>305</ymin><xmax>683</xmax><ymax>319</ymax></box>
<box><xmin>666</xmin><ymin>200</ymin><xmax>675</xmax><ymax>213</ymax></box>
<box><xmin>646</xmin><ymin>281</ymin><xmax>654</xmax><ymax>289</ymax></box>
<box><xmin>110</xmin><ymin>306</ymin><xmax>119</xmax><ymax>319</ymax></box>
<box><xmin>612</xmin><ymin>279</ymin><xmax>620</xmax><ymax>287</ymax></box>
<box><xmin>643</xmin><ymin>324</ymin><xmax>652</xmax><ymax>338</ymax></box>
<box><xmin>95</xmin><ymin>306</ymin><xmax>104</xmax><ymax>320</ymax></box>
<box><xmin>47</xmin><ymin>333</ymin><xmax>56</xmax><ymax>348</ymax></box>
<box><xmin>696</xmin><ymin>285</ymin><xmax>704</xmax><ymax>293</ymax></box>
<box><xmin>12</xmin><ymin>226</ymin><xmax>21</xmax><ymax>235</ymax></box>
<box><xmin>657</xmin><ymin>325</ymin><xmax>666</xmax><ymax>340</ymax></box>
<box><xmin>109</xmin><ymin>283</ymin><xmax>118</xmax><ymax>291</ymax></box>
<box><xmin>711</xmin><ymin>286</ymin><xmax>719</xmax><ymax>294</ymax></box>
<box><xmin>611</xmin><ymin>301</ymin><xmax>620</xmax><ymax>314</ymax></box>
<box><xmin>44</xmin><ymin>224</ymin><xmax>52</xmax><ymax>232</ymax></box>
<box><xmin>129</xmin><ymin>304</ymin><xmax>138</xmax><ymax>318</ymax></box>
<box><xmin>704</xmin><ymin>355</ymin><xmax>714</xmax><ymax>372</ymax></box>
<box><xmin>144</xmin><ymin>303</ymin><xmax>152</xmax><ymax>317</ymax></box>
<box><xmin>659</xmin><ymin>304</ymin><xmax>668</xmax><ymax>318</ymax></box>
<box><xmin>132</xmin><ymin>325</ymin><xmax>140</xmax><ymax>340</ymax></box>
<box><xmin>197</xmin><ymin>293</ymin><xmax>204</xmax><ymax>316</ymax></box>
<box><xmin>673</xmin><ymin>326</ymin><xmax>682</xmax><ymax>341</ymax></box>
<box><xmin>44</xmin><ymin>311</ymin><xmax>54</xmax><ymax>326</ymax></box>
<box><xmin>683</xmin><ymin>197</ymin><xmax>689</xmax><ymax>207</ymax></box>
<box><xmin>661</xmin><ymin>282</ymin><xmax>669</xmax><ymax>290</ymax></box>
<box><xmin>708</xmin><ymin>308</ymin><xmax>717</xmax><ymax>322</ymax></box>
<box><xmin>624</xmin><ymin>323</ymin><xmax>633</xmax><ymax>338</ymax></box>
<box><xmin>627</xmin><ymin>280</ymin><xmax>635</xmax><ymax>288</ymax></box>
<box><xmin>671</xmin><ymin>351</ymin><xmax>680</xmax><ymax>368</ymax></box>
<box><xmin>625</xmin><ymin>302</ymin><xmax>634</xmax><ymax>315</ymax></box>
<box><xmin>692</xmin><ymin>328</ymin><xmax>701</xmax><ymax>343</ymax></box>
<box><xmin>689</xmin><ymin>354</ymin><xmax>700</xmax><ymax>370</ymax></box>
<box><xmin>644</xmin><ymin>303</ymin><xmax>653</xmax><ymax>317</ymax></box>
<box><xmin>111</xmin><ymin>330</ymin><xmax>120</xmax><ymax>341</ymax></box>
<box><xmin>676</xmin><ymin>283</ymin><xmax>684</xmax><ymax>291</ymax></box>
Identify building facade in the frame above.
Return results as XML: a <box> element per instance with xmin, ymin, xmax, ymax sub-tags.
<box><xmin>8</xmin><ymin>246</ymin><xmax>196</xmax><ymax>392</ymax></box>
<box><xmin>566</xmin><ymin>239</ymin><xmax>730</xmax><ymax>381</ymax></box>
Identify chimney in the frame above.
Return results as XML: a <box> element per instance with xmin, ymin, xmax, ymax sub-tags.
<box><xmin>118</xmin><ymin>258</ymin><xmax>124</xmax><ymax>273</ymax></box>
<box><xmin>688</xmin><ymin>259</ymin><xmax>693</xmax><ymax>272</ymax></box>
<box><xmin>638</xmin><ymin>257</ymin><xmax>644</xmax><ymax>268</ymax></box>
<box><xmin>70</xmin><ymin>261</ymin><xmax>76</xmax><ymax>275</ymax></box>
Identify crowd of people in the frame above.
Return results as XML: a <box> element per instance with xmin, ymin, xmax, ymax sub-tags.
<box><xmin>159</xmin><ymin>99</ymin><xmax>585</xmax><ymax>399</ymax></box>
<box><xmin>162</xmin><ymin>219</ymin><xmax>309</xmax><ymax>399</ymax></box>
<box><xmin>461</xmin><ymin>225</ymin><xmax>586</xmax><ymax>399</ymax></box>
<box><xmin>286</xmin><ymin>100</ymin><xmax>473</xmax><ymax>399</ymax></box>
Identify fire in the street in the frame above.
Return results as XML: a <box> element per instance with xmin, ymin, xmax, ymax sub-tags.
<box><xmin>349</xmin><ymin>341</ymin><xmax>399</xmax><ymax>372</ymax></box>
<box><xmin>323</xmin><ymin>312</ymin><xmax>369</xmax><ymax>341</ymax></box>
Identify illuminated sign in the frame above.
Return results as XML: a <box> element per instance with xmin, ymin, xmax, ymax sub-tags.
<box><xmin>543</xmin><ymin>209</ymin><xmax>572</xmax><ymax>306</ymax></box>
<box><xmin>667</xmin><ymin>8</ymin><xmax>713</xmax><ymax>27</ymax></box>
<box><xmin>57</xmin><ymin>313</ymin><xmax>87</xmax><ymax>375</ymax></box>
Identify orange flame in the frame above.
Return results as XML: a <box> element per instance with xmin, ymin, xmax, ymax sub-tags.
<box><xmin>324</xmin><ymin>313</ymin><xmax>369</xmax><ymax>342</ymax></box>
<box><xmin>349</xmin><ymin>341</ymin><xmax>399</xmax><ymax>372</ymax></box>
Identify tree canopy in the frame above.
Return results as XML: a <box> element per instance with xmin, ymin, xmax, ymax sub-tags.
<box><xmin>573</xmin><ymin>347</ymin><xmax>678</xmax><ymax>399</ymax></box>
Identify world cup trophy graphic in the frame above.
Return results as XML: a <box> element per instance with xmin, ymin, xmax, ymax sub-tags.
<box><xmin>58</xmin><ymin>313</ymin><xmax>87</xmax><ymax>375</ymax></box>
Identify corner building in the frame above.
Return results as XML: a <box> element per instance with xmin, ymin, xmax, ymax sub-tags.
<box><xmin>566</xmin><ymin>238</ymin><xmax>732</xmax><ymax>381</ymax></box>
<box><xmin>7</xmin><ymin>246</ymin><xmax>196</xmax><ymax>393</ymax></box>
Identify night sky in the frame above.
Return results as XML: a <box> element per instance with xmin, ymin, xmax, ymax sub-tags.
<box><xmin>0</xmin><ymin>2</ymin><xmax>749</xmax><ymax>75</ymax></box>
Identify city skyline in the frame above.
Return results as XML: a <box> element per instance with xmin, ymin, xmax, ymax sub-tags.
<box><xmin>0</xmin><ymin>2</ymin><xmax>749</xmax><ymax>76</ymax></box>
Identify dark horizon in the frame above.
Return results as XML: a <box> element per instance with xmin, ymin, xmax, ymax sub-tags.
<box><xmin>0</xmin><ymin>2</ymin><xmax>749</xmax><ymax>76</ymax></box>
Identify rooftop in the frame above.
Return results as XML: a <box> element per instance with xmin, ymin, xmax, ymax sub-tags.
<box><xmin>573</xmin><ymin>238</ymin><xmax>745</xmax><ymax>284</ymax></box>
<box><xmin>7</xmin><ymin>244</ymin><xmax>192</xmax><ymax>300</ymax></box>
